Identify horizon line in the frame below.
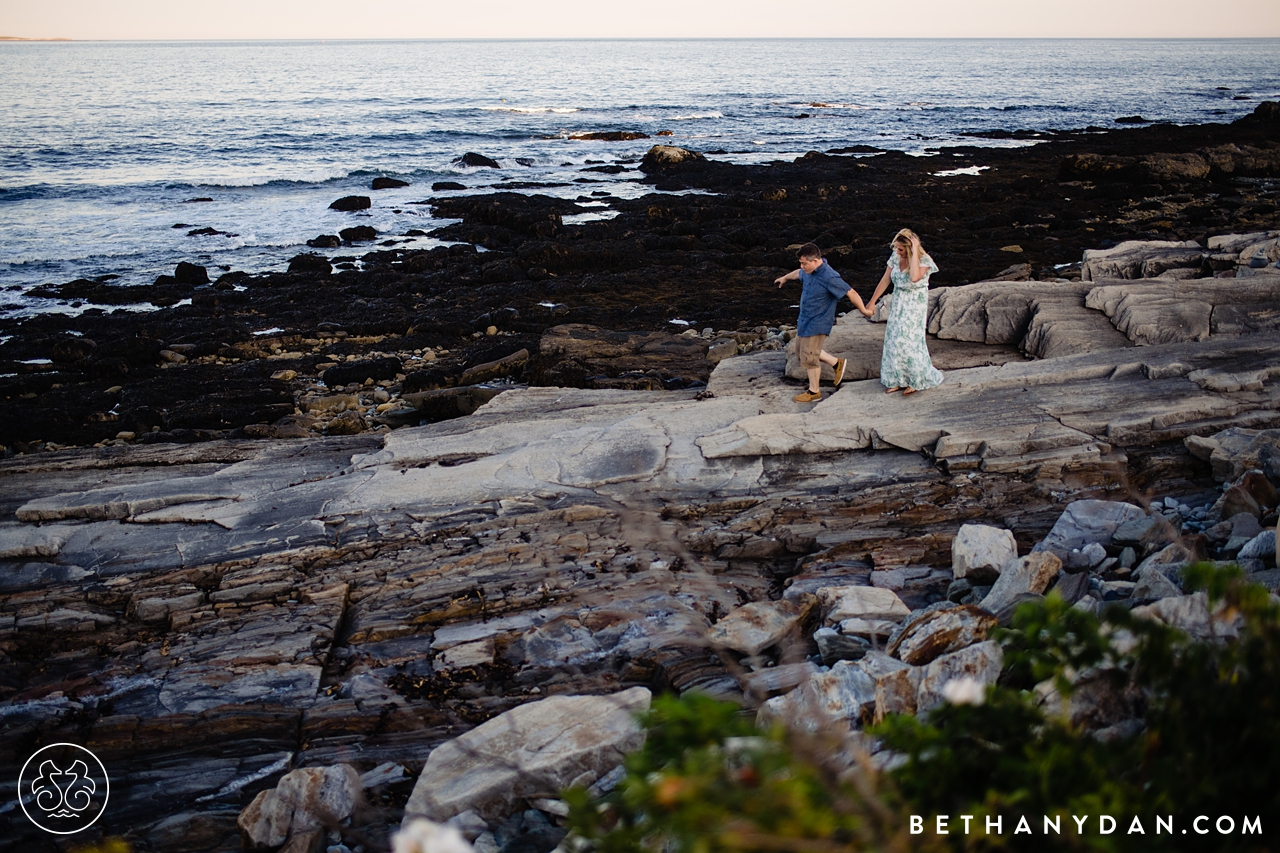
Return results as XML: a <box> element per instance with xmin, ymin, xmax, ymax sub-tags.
<box><xmin>4</xmin><ymin>35</ymin><xmax>1280</xmax><ymax>43</ymax></box>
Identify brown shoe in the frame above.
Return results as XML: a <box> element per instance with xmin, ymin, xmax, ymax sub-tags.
<box><xmin>832</xmin><ymin>358</ymin><xmax>847</xmax><ymax>387</ymax></box>
<box><xmin>793</xmin><ymin>390</ymin><xmax>822</xmax><ymax>403</ymax></box>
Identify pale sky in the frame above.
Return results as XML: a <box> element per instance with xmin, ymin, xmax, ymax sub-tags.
<box><xmin>3</xmin><ymin>0</ymin><xmax>1279</xmax><ymax>40</ymax></box>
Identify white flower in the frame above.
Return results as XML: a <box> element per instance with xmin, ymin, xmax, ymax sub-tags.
<box><xmin>941</xmin><ymin>676</ymin><xmax>986</xmax><ymax>706</ymax></box>
<box><xmin>392</xmin><ymin>819</ymin><xmax>474</xmax><ymax>853</ymax></box>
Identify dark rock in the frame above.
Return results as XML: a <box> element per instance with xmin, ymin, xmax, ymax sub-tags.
<box><xmin>372</xmin><ymin>177</ymin><xmax>410</xmax><ymax>190</ymax></box>
<box><xmin>326</xmin><ymin>410</ymin><xmax>368</xmax><ymax>435</ymax></box>
<box><xmin>174</xmin><ymin>262</ymin><xmax>210</xmax><ymax>285</ymax></box>
<box><xmin>322</xmin><ymin>356</ymin><xmax>403</xmax><ymax>387</ymax></box>
<box><xmin>1115</xmin><ymin>116</ymin><xmax>1152</xmax><ymax>124</ymax></box>
<box><xmin>569</xmin><ymin>131</ymin><xmax>649</xmax><ymax>142</ymax></box>
<box><xmin>1222</xmin><ymin>484</ymin><xmax>1262</xmax><ymax>520</ymax></box>
<box><xmin>640</xmin><ymin>145</ymin><xmax>707</xmax><ymax>173</ymax></box>
<box><xmin>50</xmin><ymin>336</ymin><xmax>97</xmax><ymax>363</ymax></box>
<box><xmin>288</xmin><ymin>254</ymin><xmax>332</xmax><ymax>275</ymax></box>
<box><xmin>1052</xmin><ymin>571</ymin><xmax>1091</xmax><ymax>605</ymax></box>
<box><xmin>329</xmin><ymin>195</ymin><xmax>372</xmax><ymax>211</ymax></box>
<box><xmin>1241</xmin><ymin>470</ymin><xmax>1279</xmax><ymax>511</ymax></box>
<box><xmin>455</xmin><ymin>152</ymin><xmax>502</xmax><ymax>169</ymax></box>
<box><xmin>432</xmin><ymin>181</ymin><xmax>467</xmax><ymax>191</ymax></box>
<box><xmin>307</xmin><ymin>234</ymin><xmax>342</xmax><ymax>249</ymax></box>
<box><xmin>340</xmin><ymin>225</ymin><xmax>378</xmax><ymax>243</ymax></box>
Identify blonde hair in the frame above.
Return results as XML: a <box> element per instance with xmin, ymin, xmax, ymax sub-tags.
<box><xmin>892</xmin><ymin>228</ymin><xmax>927</xmax><ymax>258</ymax></box>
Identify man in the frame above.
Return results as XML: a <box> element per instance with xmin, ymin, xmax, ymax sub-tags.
<box><xmin>774</xmin><ymin>242</ymin><xmax>872</xmax><ymax>403</ymax></box>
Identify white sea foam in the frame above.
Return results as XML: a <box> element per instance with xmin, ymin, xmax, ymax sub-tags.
<box><xmin>481</xmin><ymin>106</ymin><xmax>580</xmax><ymax>114</ymax></box>
<box><xmin>932</xmin><ymin>166</ymin><xmax>990</xmax><ymax>177</ymax></box>
<box><xmin>672</xmin><ymin>112</ymin><xmax>723</xmax><ymax>120</ymax></box>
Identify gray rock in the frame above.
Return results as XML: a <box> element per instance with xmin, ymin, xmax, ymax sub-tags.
<box><xmin>708</xmin><ymin>596</ymin><xmax>816</xmax><ymax>657</ymax></box>
<box><xmin>1034</xmin><ymin>501</ymin><xmax>1147</xmax><ymax>558</ymax></box>
<box><xmin>951</xmin><ymin>524</ymin><xmax>1018</xmax><ymax>584</ymax></box>
<box><xmin>1119</xmin><ymin>547</ymin><xmax>1138</xmax><ymax>569</ymax></box>
<box><xmin>814</xmin><ymin>627</ymin><xmax>870</xmax><ymax>665</ymax></box>
<box><xmin>981</xmin><ymin>552</ymin><xmax>1063</xmax><ymax>614</ymax></box>
<box><xmin>819</xmin><ymin>585</ymin><xmax>910</xmax><ymax>624</ymax></box>
<box><xmin>1131</xmin><ymin>565</ymin><xmax>1183</xmax><ymax>602</ymax></box>
<box><xmin>1239</xmin><ymin>530</ymin><xmax>1276</xmax><ymax>561</ymax></box>
<box><xmin>916</xmin><ymin>640</ymin><xmax>1003</xmax><ymax>714</ymax></box>
<box><xmin>757</xmin><ymin>659</ymin><xmax>877</xmax><ymax>731</ymax></box>
<box><xmin>403</xmin><ymin>687</ymin><xmax>650</xmax><ymax>823</ymax></box>
<box><xmin>888</xmin><ymin>605</ymin><xmax>998</xmax><ymax>666</ymax></box>
<box><xmin>1131</xmin><ymin>592</ymin><xmax>1239</xmax><ymax>641</ymax></box>
<box><xmin>238</xmin><ymin>765</ymin><xmax>362</xmax><ymax>849</ymax></box>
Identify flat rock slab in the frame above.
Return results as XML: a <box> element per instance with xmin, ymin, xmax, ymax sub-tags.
<box><xmin>700</xmin><ymin>336</ymin><xmax>1280</xmax><ymax>479</ymax></box>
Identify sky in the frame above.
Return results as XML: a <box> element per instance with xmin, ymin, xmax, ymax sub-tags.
<box><xmin>3</xmin><ymin>0</ymin><xmax>1279</xmax><ymax>40</ymax></box>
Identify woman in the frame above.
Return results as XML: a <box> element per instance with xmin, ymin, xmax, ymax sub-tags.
<box><xmin>867</xmin><ymin>228</ymin><xmax>943</xmax><ymax>395</ymax></box>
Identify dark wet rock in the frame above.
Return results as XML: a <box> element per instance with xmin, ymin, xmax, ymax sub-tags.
<box><xmin>307</xmin><ymin>234</ymin><xmax>342</xmax><ymax>248</ymax></box>
<box><xmin>322</xmin><ymin>356</ymin><xmax>403</xmax><ymax>387</ymax></box>
<box><xmin>288</xmin><ymin>254</ymin><xmax>332</xmax><ymax>275</ymax></box>
<box><xmin>50</xmin><ymin>336</ymin><xmax>97</xmax><ymax>363</ymax></box>
<box><xmin>569</xmin><ymin>131</ymin><xmax>649</xmax><ymax>141</ymax></box>
<box><xmin>372</xmin><ymin>177</ymin><xmax>410</xmax><ymax>189</ymax></box>
<box><xmin>174</xmin><ymin>262</ymin><xmax>210</xmax><ymax>285</ymax></box>
<box><xmin>329</xmin><ymin>195</ymin><xmax>372</xmax><ymax>211</ymax></box>
<box><xmin>432</xmin><ymin>181</ymin><xmax>467</xmax><ymax>191</ymax></box>
<box><xmin>340</xmin><ymin>225</ymin><xmax>378</xmax><ymax>243</ymax></box>
<box><xmin>456</xmin><ymin>152</ymin><xmax>501</xmax><ymax>168</ymax></box>
<box><xmin>1115</xmin><ymin>115</ymin><xmax>1152</xmax><ymax>124</ymax></box>
<box><xmin>639</xmin><ymin>145</ymin><xmax>707</xmax><ymax>172</ymax></box>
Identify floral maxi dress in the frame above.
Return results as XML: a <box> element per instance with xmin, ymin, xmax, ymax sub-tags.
<box><xmin>880</xmin><ymin>254</ymin><xmax>944</xmax><ymax>390</ymax></box>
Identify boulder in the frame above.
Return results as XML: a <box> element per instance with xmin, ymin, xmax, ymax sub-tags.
<box><xmin>288</xmin><ymin>254</ymin><xmax>332</xmax><ymax>275</ymax></box>
<box><xmin>50</xmin><ymin>336</ymin><xmax>97</xmax><ymax>363</ymax></box>
<box><xmin>916</xmin><ymin>640</ymin><xmax>1003</xmax><ymax>714</ymax></box>
<box><xmin>307</xmin><ymin>234</ymin><xmax>341</xmax><ymax>249</ymax></box>
<box><xmin>1186</xmin><ymin>428</ymin><xmax>1280</xmax><ymax>482</ymax></box>
<box><xmin>819</xmin><ymin>586</ymin><xmax>910</xmax><ymax>624</ymax></box>
<box><xmin>238</xmin><ymin>764</ymin><xmax>362</xmax><ymax>848</ymax></box>
<box><xmin>640</xmin><ymin>145</ymin><xmax>707</xmax><ymax>172</ymax></box>
<box><xmin>1220</xmin><ymin>484</ymin><xmax>1262</xmax><ymax>520</ymax></box>
<box><xmin>1033</xmin><ymin>500</ymin><xmax>1146</xmax><ymax>559</ymax></box>
<box><xmin>433</xmin><ymin>181</ymin><xmax>467</xmax><ymax>191</ymax></box>
<box><xmin>372</xmin><ymin>177</ymin><xmax>410</xmax><ymax>189</ymax></box>
<box><xmin>980</xmin><ymin>552</ymin><xmax>1063</xmax><ymax>613</ymax></box>
<box><xmin>757</xmin><ymin>659</ymin><xmax>876</xmax><ymax>731</ymax></box>
<box><xmin>887</xmin><ymin>604</ymin><xmax>997</xmax><ymax>666</ymax></box>
<box><xmin>1131</xmin><ymin>565</ymin><xmax>1183</xmax><ymax>602</ymax></box>
<box><xmin>707</xmin><ymin>596</ymin><xmax>815</xmax><ymax>657</ymax></box>
<box><xmin>868</xmin><ymin>651</ymin><xmax>922</xmax><ymax>722</ymax></box>
<box><xmin>1239</xmin><ymin>530</ymin><xmax>1276</xmax><ymax>562</ymax></box>
<box><xmin>813</xmin><ymin>628</ymin><xmax>869</xmax><ymax>665</ymax></box>
<box><xmin>329</xmin><ymin>195</ymin><xmax>372</xmax><ymax>211</ymax></box>
<box><xmin>174</xmin><ymin>261</ymin><xmax>210</xmax><ymax>285</ymax></box>
<box><xmin>403</xmin><ymin>687</ymin><xmax>650</xmax><ymax>823</ymax></box>
<box><xmin>340</xmin><ymin>225</ymin><xmax>378</xmax><ymax>243</ymax></box>
<box><xmin>1131</xmin><ymin>592</ymin><xmax>1239</xmax><ymax>641</ymax></box>
<box><xmin>951</xmin><ymin>524</ymin><xmax>1017</xmax><ymax>584</ymax></box>
<box><xmin>455</xmin><ymin>152</ymin><xmax>501</xmax><ymax>168</ymax></box>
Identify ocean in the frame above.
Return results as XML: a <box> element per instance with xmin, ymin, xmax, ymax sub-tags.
<box><xmin>1</xmin><ymin>38</ymin><xmax>1277</xmax><ymax>318</ymax></box>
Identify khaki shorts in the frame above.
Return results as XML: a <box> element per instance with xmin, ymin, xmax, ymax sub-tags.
<box><xmin>797</xmin><ymin>334</ymin><xmax>826</xmax><ymax>369</ymax></box>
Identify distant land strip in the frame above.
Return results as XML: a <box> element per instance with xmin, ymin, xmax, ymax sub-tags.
<box><xmin>0</xmin><ymin>36</ymin><xmax>73</xmax><ymax>41</ymax></box>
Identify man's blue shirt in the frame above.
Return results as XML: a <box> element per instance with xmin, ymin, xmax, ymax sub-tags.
<box><xmin>796</xmin><ymin>261</ymin><xmax>850</xmax><ymax>337</ymax></box>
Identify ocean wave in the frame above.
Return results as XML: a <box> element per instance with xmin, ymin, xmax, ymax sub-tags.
<box><xmin>672</xmin><ymin>112</ymin><xmax>723</xmax><ymax>120</ymax></box>
<box><xmin>805</xmin><ymin>102</ymin><xmax>871</xmax><ymax>110</ymax></box>
<box><xmin>481</xmin><ymin>106</ymin><xmax>580</xmax><ymax>114</ymax></box>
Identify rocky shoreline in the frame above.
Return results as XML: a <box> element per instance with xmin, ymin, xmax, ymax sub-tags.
<box><xmin>0</xmin><ymin>106</ymin><xmax>1279</xmax><ymax>852</ymax></box>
